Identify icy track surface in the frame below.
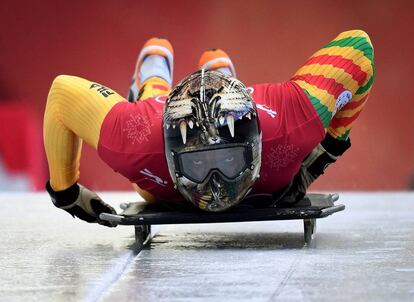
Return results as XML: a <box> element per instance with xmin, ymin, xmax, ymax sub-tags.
<box><xmin>0</xmin><ymin>192</ymin><xmax>413</xmax><ymax>302</ymax></box>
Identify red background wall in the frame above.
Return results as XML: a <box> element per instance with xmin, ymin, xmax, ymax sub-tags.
<box><xmin>1</xmin><ymin>0</ymin><xmax>413</xmax><ymax>191</ymax></box>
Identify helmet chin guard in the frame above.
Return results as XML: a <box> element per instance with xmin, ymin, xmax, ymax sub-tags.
<box><xmin>163</xmin><ymin>69</ymin><xmax>261</xmax><ymax>212</ymax></box>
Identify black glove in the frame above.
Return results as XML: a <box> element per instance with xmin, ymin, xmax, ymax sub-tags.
<box><xmin>46</xmin><ymin>182</ymin><xmax>117</xmax><ymax>227</ymax></box>
<box><xmin>274</xmin><ymin>134</ymin><xmax>351</xmax><ymax>206</ymax></box>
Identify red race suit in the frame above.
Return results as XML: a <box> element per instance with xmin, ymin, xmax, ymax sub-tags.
<box><xmin>97</xmin><ymin>81</ymin><xmax>325</xmax><ymax>203</ymax></box>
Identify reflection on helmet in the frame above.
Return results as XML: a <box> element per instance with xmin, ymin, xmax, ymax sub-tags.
<box><xmin>163</xmin><ymin>69</ymin><xmax>262</xmax><ymax>212</ymax></box>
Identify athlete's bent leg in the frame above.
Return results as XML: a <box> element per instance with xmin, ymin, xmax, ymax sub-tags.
<box><xmin>127</xmin><ymin>38</ymin><xmax>174</xmax><ymax>202</ymax></box>
<box><xmin>44</xmin><ymin>75</ymin><xmax>125</xmax><ymax>225</ymax></box>
<box><xmin>279</xmin><ymin>30</ymin><xmax>375</xmax><ymax>204</ymax></box>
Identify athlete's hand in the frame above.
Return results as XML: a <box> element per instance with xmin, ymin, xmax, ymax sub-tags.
<box><xmin>278</xmin><ymin>169</ymin><xmax>309</xmax><ymax>205</ymax></box>
<box><xmin>46</xmin><ymin>182</ymin><xmax>117</xmax><ymax>227</ymax></box>
<box><xmin>272</xmin><ymin>170</ymin><xmax>308</xmax><ymax>206</ymax></box>
<box><xmin>64</xmin><ymin>184</ymin><xmax>117</xmax><ymax>227</ymax></box>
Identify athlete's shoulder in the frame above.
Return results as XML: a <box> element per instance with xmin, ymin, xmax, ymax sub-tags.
<box><xmin>105</xmin><ymin>95</ymin><xmax>167</xmax><ymax>120</ymax></box>
<box><xmin>249</xmin><ymin>82</ymin><xmax>308</xmax><ymax>106</ymax></box>
<box><xmin>99</xmin><ymin>96</ymin><xmax>167</xmax><ymax>153</ymax></box>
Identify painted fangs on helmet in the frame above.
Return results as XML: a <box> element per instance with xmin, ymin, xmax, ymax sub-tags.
<box><xmin>166</xmin><ymin>123</ymin><xmax>170</xmax><ymax>129</ymax></box>
<box><xmin>246</xmin><ymin>112</ymin><xmax>251</xmax><ymax>120</ymax></box>
<box><xmin>188</xmin><ymin>120</ymin><xmax>194</xmax><ymax>129</ymax></box>
<box><xmin>226</xmin><ymin>115</ymin><xmax>234</xmax><ymax>137</ymax></box>
<box><xmin>179</xmin><ymin>121</ymin><xmax>187</xmax><ymax>144</ymax></box>
<box><xmin>219</xmin><ymin>116</ymin><xmax>225</xmax><ymax>125</ymax></box>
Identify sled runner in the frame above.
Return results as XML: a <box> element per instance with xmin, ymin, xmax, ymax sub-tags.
<box><xmin>100</xmin><ymin>193</ymin><xmax>344</xmax><ymax>247</ymax></box>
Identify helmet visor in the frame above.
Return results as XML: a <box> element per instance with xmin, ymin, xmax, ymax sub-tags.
<box><xmin>177</xmin><ymin>144</ymin><xmax>252</xmax><ymax>183</ymax></box>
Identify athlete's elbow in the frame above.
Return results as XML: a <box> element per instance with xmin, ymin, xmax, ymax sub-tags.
<box><xmin>47</xmin><ymin>75</ymin><xmax>76</xmax><ymax>106</ymax></box>
<box><xmin>50</xmin><ymin>74</ymin><xmax>74</xmax><ymax>90</ymax></box>
<box><xmin>353</xmin><ymin>30</ymin><xmax>375</xmax><ymax>77</ymax></box>
<box><xmin>350</xmin><ymin>29</ymin><xmax>371</xmax><ymax>39</ymax></box>
<box><xmin>341</xmin><ymin>29</ymin><xmax>373</xmax><ymax>48</ymax></box>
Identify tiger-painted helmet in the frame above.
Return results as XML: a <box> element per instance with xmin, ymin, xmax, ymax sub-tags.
<box><xmin>163</xmin><ymin>69</ymin><xmax>261</xmax><ymax>212</ymax></box>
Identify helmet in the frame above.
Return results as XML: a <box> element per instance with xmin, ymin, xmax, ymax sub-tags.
<box><xmin>163</xmin><ymin>69</ymin><xmax>261</xmax><ymax>212</ymax></box>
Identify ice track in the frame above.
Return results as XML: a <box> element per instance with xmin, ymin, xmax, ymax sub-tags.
<box><xmin>0</xmin><ymin>192</ymin><xmax>413</xmax><ymax>301</ymax></box>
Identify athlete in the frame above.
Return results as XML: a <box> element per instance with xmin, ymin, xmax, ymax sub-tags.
<box><xmin>44</xmin><ymin>30</ymin><xmax>374</xmax><ymax>226</ymax></box>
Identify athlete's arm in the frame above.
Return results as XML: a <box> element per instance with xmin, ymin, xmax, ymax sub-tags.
<box><xmin>278</xmin><ymin>30</ymin><xmax>375</xmax><ymax>205</ymax></box>
<box><xmin>291</xmin><ymin>29</ymin><xmax>375</xmax><ymax>139</ymax></box>
<box><xmin>44</xmin><ymin>75</ymin><xmax>125</xmax><ymax>226</ymax></box>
